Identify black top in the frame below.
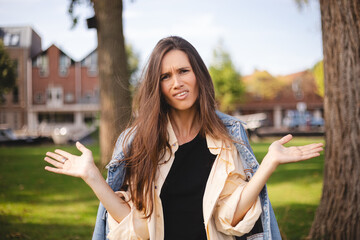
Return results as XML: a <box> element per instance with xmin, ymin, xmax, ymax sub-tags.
<box><xmin>160</xmin><ymin>133</ymin><xmax>216</xmax><ymax>240</ymax></box>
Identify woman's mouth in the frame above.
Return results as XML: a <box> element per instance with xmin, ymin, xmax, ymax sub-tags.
<box><xmin>174</xmin><ymin>91</ymin><xmax>188</xmax><ymax>99</ymax></box>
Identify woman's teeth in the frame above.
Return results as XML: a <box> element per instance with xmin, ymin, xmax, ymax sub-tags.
<box><xmin>176</xmin><ymin>92</ymin><xmax>187</xmax><ymax>97</ymax></box>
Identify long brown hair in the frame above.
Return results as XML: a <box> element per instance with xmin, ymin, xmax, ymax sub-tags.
<box><xmin>122</xmin><ymin>36</ymin><xmax>232</xmax><ymax>217</ymax></box>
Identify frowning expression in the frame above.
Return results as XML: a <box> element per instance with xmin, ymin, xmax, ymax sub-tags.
<box><xmin>160</xmin><ymin>50</ymin><xmax>199</xmax><ymax>113</ymax></box>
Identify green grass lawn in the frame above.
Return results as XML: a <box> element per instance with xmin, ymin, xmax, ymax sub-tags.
<box><xmin>0</xmin><ymin>137</ymin><xmax>325</xmax><ymax>240</ymax></box>
<box><xmin>0</xmin><ymin>144</ymin><xmax>101</xmax><ymax>240</ymax></box>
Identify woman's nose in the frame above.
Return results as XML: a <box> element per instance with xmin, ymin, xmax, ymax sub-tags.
<box><xmin>172</xmin><ymin>74</ymin><xmax>183</xmax><ymax>89</ymax></box>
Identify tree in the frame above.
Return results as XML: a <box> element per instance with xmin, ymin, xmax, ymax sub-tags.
<box><xmin>209</xmin><ymin>42</ymin><xmax>244</xmax><ymax>113</ymax></box>
<box><xmin>308</xmin><ymin>0</ymin><xmax>360</xmax><ymax>239</ymax></box>
<box><xmin>0</xmin><ymin>40</ymin><xmax>16</xmax><ymax>103</ymax></box>
<box><xmin>312</xmin><ymin>60</ymin><xmax>324</xmax><ymax>97</ymax></box>
<box><xmin>69</xmin><ymin>0</ymin><xmax>131</xmax><ymax>167</ymax></box>
<box><xmin>245</xmin><ymin>70</ymin><xmax>285</xmax><ymax>100</ymax></box>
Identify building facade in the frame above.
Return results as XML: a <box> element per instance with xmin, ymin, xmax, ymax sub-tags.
<box><xmin>0</xmin><ymin>26</ymin><xmax>42</xmax><ymax>130</ymax></box>
<box><xmin>1</xmin><ymin>26</ymin><xmax>99</xmax><ymax>139</ymax></box>
<box><xmin>30</xmin><ymin>44</ymin><xmax>99</xmax><ymax>137</ymax></box>
<box><xmin>238</xmin><ymin>70</ymin><xmax>324</xmax><ymax>129</ymax></box>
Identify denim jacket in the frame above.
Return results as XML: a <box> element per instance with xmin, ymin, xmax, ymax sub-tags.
<box><xmin>92</xmin><ymin>111</ymin><xmax>282</xmax><ymax>240</ymax></box>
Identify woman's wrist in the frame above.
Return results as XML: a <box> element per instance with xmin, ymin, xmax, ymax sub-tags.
<box><xmin>261</xmin><ymin>154</ymin><xmax>278</xmax><ymax>174</ymax></box>
<box><xmin>82</xmin><ymin>164</ymin><xmax>103</xmax><ymax>186</ymax></box>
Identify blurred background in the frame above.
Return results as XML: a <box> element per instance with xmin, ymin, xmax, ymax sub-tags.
<box><xmin>0</xmin><ymin>0</ymin><xmax>326</xmax><ymax>239</ymax></box>
<box><xmin>0</xmin><ymin>0</ymin><xmax>324</xmax><ymax>144</ymax></box>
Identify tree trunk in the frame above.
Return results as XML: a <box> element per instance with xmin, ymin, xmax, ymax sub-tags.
<box><xmin>309</xmin><ymin>0</ymin><xmax>360</xmax><ymax>239</ymax></box>
<box><xmin>93</xmin><ymin>0</ymin><xmax>131</xmax><ymax>167</ymax></box>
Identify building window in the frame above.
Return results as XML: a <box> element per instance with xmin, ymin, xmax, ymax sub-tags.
<box><xmin>34</xmin><ymin>92</ymin><xmax>44</xmax><ymax>104</ymax></box>
<box><xmin>46</xmin><ymin>87</ymin><xmax>63</xmax><ymax>107</ymax></box>
<box><xmin>47</xmin><ymin>90</ymin><xmax>52</xmax><ymax>101</ymax></box>
<box><xmin>82</xmin><ymin>51</ymin><xmax>98</xmax><ymax>76</ymax></box>
<box><xmin>3</xmin><ymin>33</ymin><xmax>20</xmax><ymax>47</ymax></box>
<box><xmin>85</xmin><ymin>91</ymin><xmax>93</xmax><ymax>103</ymax></box>
<box><xmin>13</xmin><ymin>59</ymin><xmax>18</xmax><ymax>79</ymax></box>
<box><xmin>84</xmin><ymin>113</ymin><xmax>96</xmax><ymax>125</ymax></box>
<box><xmin>38</xmin><ymin>113</ymin><xmax>74</xmax><ymax>123</ymax></box>
<box><xmin>12</xmin><ymin>86</ymin><xmax>19</xmax><ymax>104</ymax></box>
<box><xmin>59</xmin><ymin>54</ymin><xmax>71</xmax><ymax>77</ymax></box>
<box><xmin>0</xmin><ymin>112</ymin><xmax>6</xmax><ymax>124</ymax></box>
<box><xmin>34</xmin><ymin>55</ymin><xmax>49</xmax><ymax>77</ymax></box>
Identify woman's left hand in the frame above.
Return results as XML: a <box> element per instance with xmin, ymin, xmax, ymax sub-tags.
<box><xmin>231</xmin><ymin>134</ymin><xmax>323</xmax><ymax>225</ymax></box>
<box><xmin>265</xmin><ymin>134</ymin><xmax>323</xmax><ymax>167</ymax></box>
<box><xmin>44</xmin><ymin>141</ymin><xmax>98</xmax><ymax>181</ymax></box>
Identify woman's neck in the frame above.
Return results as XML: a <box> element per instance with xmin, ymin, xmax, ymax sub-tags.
<box><xmin>169</xmin><ymin>108</ymin><xmax>200</xmax><ymax>145</ymax></box>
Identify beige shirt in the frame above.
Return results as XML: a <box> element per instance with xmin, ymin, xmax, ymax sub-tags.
<box><xmin>107</xmin><ymin>122</ymin><xmax>262</xmax><ymax>240</ymax></box>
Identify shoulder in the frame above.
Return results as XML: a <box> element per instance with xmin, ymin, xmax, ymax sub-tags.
<box><xmin>216</xmin><ymin>111</ymin><xmax>245</xmax><ymax>126</ymax></box>
<box><xmin>216</xmin><ymin>112</ymin><xmax>260</xmax><ymax>171</ymax></box>
<box><xmin>107</xmin><ymin>127</ymin><xmax>136</xmax><ymax>168</ymax></box>
<box><xmin>216</xmin><ymin>111</ymin><xmax>248</xmax><ymax>142</ymax></box>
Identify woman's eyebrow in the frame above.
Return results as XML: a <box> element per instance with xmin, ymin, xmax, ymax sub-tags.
<box><xmin>160</xmin><ymin>72</ymin><xmax>169</xmax><ymax>78</ymax></box>
<box><xmin>161</xmin><ymin>66</ymin><xmax>191</xmax><ymax>75</ymax></box>
<box><xmin>177</xmin><ymin>66</ymin><xmax>191</xmax><ymax>70</ymax></box>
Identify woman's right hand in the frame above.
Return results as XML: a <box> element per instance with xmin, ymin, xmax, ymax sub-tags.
<box><xmin>44</xmin><ymin>141</ymin><xmax>98</xmax><ymax>181</ymax></box>
<box><xmin>45</xmin><ymin>142</ymin><xmax>132</xmax><ymax>222</ymax></box>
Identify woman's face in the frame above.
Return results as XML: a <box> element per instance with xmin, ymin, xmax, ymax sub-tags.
<box><xmin>160</xmin><ymin>50</ymin><xmax>199</xmax><ymax>113</ymax></box>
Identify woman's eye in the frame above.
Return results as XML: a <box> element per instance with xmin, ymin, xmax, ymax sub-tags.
<box><xmin>161</xmin><ymin>75</ymin><xmax>169</xmax><ymax>81</ymax></box>
<box><xmin>180</xmin><ymin>69</ymin><xmax>189</xmax><ymax>74</ymax></box>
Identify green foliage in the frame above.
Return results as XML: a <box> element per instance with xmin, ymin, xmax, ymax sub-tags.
<box><xmin>0</xmin><ymin>40</ymin><xmax>16</xmax><ymax>102</ymax></box>
<box><xmin>312</xmin><ymin>60</ymin><xmax>324</xmax><ymax>97</ymax></box>
<box><xmin>209</xmin><ymin>43</ymin><xmax>244</xmax><ymax>112</ymax></box>
<box><xmin>246</xmin><ymin>70</ymin><xmax>285</xmax><ymax>99</ymax></box>
<box><xmin>68</xmin><ymin>0</ymin><xmax>93</xmax><ymax>29</ymax></box>
<box><xmin>294</xmin><ymin>0</ymin><xmax>309</xmax><ymax>10</ymax></box>
<box><xmin>126</xmin><ymin>43</ymin><xmax>140</xmax><ymax>86</ymax></box>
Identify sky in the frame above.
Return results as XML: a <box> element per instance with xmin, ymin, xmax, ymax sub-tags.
<box><xmin>0</xmin><ymin>0</ymin><xmax>323</xmax><ymax>76</ymax></box>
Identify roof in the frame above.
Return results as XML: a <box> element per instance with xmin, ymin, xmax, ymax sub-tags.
<box><xmin>239</xmin><ymin>70</ymin><xmax>323</xmax><ymax>110</ymax></box>
<box><xmin>32</xmin><ymin>44</ymin><xmax>76</xmax><ymax>64</ymax></box>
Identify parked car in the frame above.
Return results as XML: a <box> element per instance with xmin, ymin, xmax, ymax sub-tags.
<box><xmin>283</xmin><ymin>110</ymin><xmax>324</xmax><ymax>129</ymax></box>
<box><xmin>0</xmin><ymin>128</ymin><xmax>17</xmax><ymax>142</ymax></box>
<box><xmin>0</xmin><ymin>127</ymin><xmax>42</xmax><ymax>145</ymax></box>
<box><xmin>310</xmin><ymin>116</ymin><xmax>324</xmax><ymax>128</ymax></box>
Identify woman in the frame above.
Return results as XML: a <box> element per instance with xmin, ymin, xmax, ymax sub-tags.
<box><xmin>44</xmin><ymin>36</ymin><xmax>323</xmax><ymax>240</ymax></box>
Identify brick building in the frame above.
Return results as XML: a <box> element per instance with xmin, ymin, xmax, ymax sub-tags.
<box><xmin>30</xmin><ymin>44</ymin><xmax>99</xmax><ymax>137</ymax></box>
<box><xmin>1</xmin><ymin>26</ymin><xmax>99</xmax><ymax>139</ymax></box>
<box><xmin>0</xmin><ymin>26</ymin><xmax>42</xmax><ymax>130</ymax></box>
